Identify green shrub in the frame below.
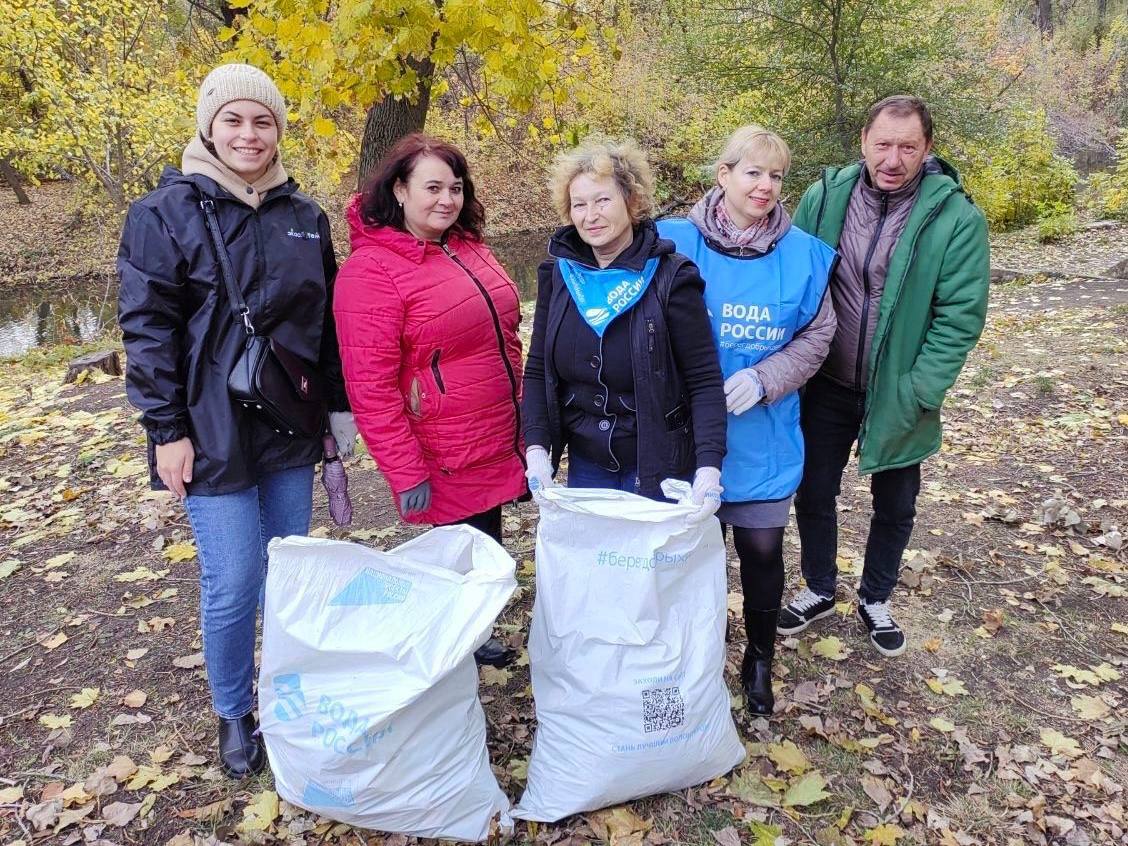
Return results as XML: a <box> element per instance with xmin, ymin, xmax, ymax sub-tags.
<box><xmin>1036</xmin><ymin>206</ymin><xmax>1079</xmax><ymax>242</ymax></box>
<box><xmin>1087</xmin><ymin>131</ymin><xmax>1128</xmax><ymax>220</ymax></box>
<box><xmin>959</xmin><ymin>110</ymin><xmax>1078</xmax><ymax>231</ymax></box>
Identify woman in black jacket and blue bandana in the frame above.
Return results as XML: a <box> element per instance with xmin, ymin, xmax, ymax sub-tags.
<box><xmin>522</xmin><ymin>137</ymin><xmax>726</xmax><ymax>523</ymax></box>
<box><xmin>117</xmin><ymin>64</ymin><xmax>354</xmax><ymax>779</ymax></box>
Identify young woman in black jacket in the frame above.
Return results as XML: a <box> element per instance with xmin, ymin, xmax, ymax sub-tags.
<box><xmin>522</xmin><ymin>138</ymin><xmax>726</xmax><ymax>520</ymax></box>
<box><xmin>117</xmin><ymin>64</ymin><xmax>353</xmax><ymax>778</ymax></box>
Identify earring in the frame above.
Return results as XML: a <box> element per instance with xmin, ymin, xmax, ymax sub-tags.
<box><xmin>398</xmin><ymin>200</ymin><xmax>403</xmax><ymax>207</ymax></box>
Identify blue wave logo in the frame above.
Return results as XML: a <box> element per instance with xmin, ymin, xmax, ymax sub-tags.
<box><xmin>272</xmin><ymin>673</ymin><xmax>305</xmax><ymax>722</ymax></box>
<box><xmin>329</xmin><ymin>568</ymin><xmax>412</xmax><ymax>606</ymax></box>
<box><xmin>302</xmin><ymin>779</ymin><xmax>355</xmax><ymax>808</ymax></box>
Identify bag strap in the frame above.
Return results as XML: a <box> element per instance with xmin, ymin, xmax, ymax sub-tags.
<box><xmin>199</xmin><ymin>197</ymin><xmax>255</xmax><ymax>336</ymax></box>
<box><xmin>654</xmin><ymin>253</ymin><xmax>686</xmax><ymax>311</ymax></box>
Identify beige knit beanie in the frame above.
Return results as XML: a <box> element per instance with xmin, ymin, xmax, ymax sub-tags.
<box><xmin>196</xmin><ymin>64</ymin><xmax>287</xmax><ymax>140</ymax></box>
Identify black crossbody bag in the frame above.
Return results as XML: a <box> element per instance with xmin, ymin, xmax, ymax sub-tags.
<box><xmin>199</xmin><ymin>198</ymin><xmax>325</xmax><ymax>439</ymax></box>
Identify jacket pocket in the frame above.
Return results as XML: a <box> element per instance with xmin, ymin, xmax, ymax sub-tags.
<box><xmin>430</xmin><ymin>349</ymin><xmax>446</xmax><ymax>394</ymax></box>
<box><xmin>664</xmin><ymin>401</ymin><xmax>693</xmax><ymax>474</ymax></box>
<box><xmin>895</xmin><ymin>371</ymin><xmax>925</xmax><ymax>435</ymax></box>
<box><xmin>406</xmin><ymin>350</ymin><xmax>446</xmax><ymax>419</ymax></box>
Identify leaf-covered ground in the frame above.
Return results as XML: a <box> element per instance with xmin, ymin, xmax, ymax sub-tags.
<box><xmin>1</xmin><ymin>230</ymin><xmax>1126</xmax><ymax>845</ymax></box>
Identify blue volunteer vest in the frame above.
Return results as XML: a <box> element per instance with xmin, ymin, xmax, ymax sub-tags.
<box><xmin>657</xmin><ymin>218</ymin><xmax>835</xmax><ymax>502</ymax></box>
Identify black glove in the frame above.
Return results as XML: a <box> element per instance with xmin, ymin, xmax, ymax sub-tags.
<box><xmin>399</xmin><ymin>479</ymin><xmax>432</xmax><ymax>515</ymax></box>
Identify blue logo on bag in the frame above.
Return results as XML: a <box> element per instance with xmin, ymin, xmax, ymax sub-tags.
<box><xmin>329</xmin><ymin>568</ymin><xmax>412</xmax><ymax>606</ymax></box>
<box><xmin>273</xmin><ymin>673</ymin><xmax>305</xmax><ymax>722</ymax></box>
<box><xmin>302</xmin><ymin>779</ymin><xmax>355</xmax><ymax>808</ymax></box>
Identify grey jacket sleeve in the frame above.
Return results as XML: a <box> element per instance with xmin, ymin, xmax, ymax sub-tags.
<box><xmin>752</xmin><ymin>292</ymin><xmax>836</xmax><ymax>403</ymax></box>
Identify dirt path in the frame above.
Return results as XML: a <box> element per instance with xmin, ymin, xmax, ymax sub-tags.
<box><xmin>1</xmin><ymin>251</ymin><xmax>1126</xmax><ymax>844</ymax></box>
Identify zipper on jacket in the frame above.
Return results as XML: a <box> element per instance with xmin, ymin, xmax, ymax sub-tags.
<box><xmin>857</xmin><ymin>189</ymin><xmax>956</xmax><ymax>454</ymax></box>
<box><xmin>440</xmin><ymin>243</ymin><xmax>524</xmax><ymax>467</ymax></box>
<box><xmin>646</xmin><ymin>318</ymin><xmax>656</xmax><ymax>353</ymax></box>
<box><xmin>430</xmin><ymin>349</ymin><xmax>446</xmax><ymax>393</ymax></box>
<box><xmin>855</xmin><ymin>191</ymin><xmax>889</xmax><ymax>390</ymax></box>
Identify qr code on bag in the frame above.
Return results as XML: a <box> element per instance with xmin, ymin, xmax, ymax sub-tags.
<box><xmin>641</xmin><ymin>686</ymin><xmax>685</xmax><ymax>733</ymax></box>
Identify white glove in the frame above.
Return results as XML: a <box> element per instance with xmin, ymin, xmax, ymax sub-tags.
<box><xmin>525</xmin><ymin>446</ymin><xmax>557</xmax><ymax>497</ymax></box>
<box><xmin>724</xmin><ymin>368</ymin><xmax>764</xmax><ymax>415</ymax></box>
<box><xmin>683</xmin><ymin>466</ymin><xmax>723</xmax><ymax>525</ymax></box>
<box><xmin>329</xmin><ymin>411</ymin><xmax>358</xmax><ymax>458</ymax></box>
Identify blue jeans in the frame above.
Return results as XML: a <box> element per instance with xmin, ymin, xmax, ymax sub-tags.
<box><xmin>566</xmin><ymin>452</ymin><xmax>642</xmax><ymax>494</ymax></box>
<box><xmin>185</xmin><ymin>464</ymin><xmax>315</xmax><ymax>719</ymax></box>
<box><xmin>565</xmin><ymin>452</ymin><xmax>686</xmax><ymax>504</ymax></box>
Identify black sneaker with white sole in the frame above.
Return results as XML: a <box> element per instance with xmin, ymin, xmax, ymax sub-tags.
<box><xmin>857</xmin><ymin>599</ymin><xmax>906</xmax><ymax>657</ymax></box>
<box><xmin>776</xmin><ymin>588</ymin><xmax>836</xmax><ymax>635</ymax></box>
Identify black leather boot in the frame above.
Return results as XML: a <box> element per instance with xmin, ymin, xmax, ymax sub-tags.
<box><xmin>473</xmin><ymin>636</ymin><xmax>516</xmax><ymax>668</ymax></box>
<box><xmin>218</xmin><ymin>712</ymin><xmax>266</xmax><ymax>778</ymax></box>
<box><xmin>741</xmin><ymin>608</ymin><xmax>779</xmax><ymax>716</ymax></box>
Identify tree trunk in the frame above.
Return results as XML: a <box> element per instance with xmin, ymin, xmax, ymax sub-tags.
<box><xmin>1096</xmin><ymin>0</ymin><xmax>1107</xmax><ymax>47</ymax></box>
<box><xmin>1036</xmin><ymin>0</ymin><xmax>1053</xmax><ymax>38</ymax></box>
<box><xmin>0</xmin><ymin>156</ymin><xmax>30</xmax><ymax>205</ymax></box>
<box><xmin>356</xmin><ymin>58</ymin><xmax>435</xmax><ymax>190</ymax></box>
<box><xmin>64</xmin><ymin>350</ymin><xmax>122</xmax><ymax>384</ymax></box>
<box><xmin>218</xmin><ymin>1</ymin><xmax>241</xmax><ymax>26</ymax></box>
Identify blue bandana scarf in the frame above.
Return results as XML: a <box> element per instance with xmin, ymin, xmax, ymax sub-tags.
<box><xmin>557</xmin><ymin>257</ymin><xmax>660</xmax><ymax>337</ymax></box>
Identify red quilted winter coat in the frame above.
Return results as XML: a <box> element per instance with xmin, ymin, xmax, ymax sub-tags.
<box><xmin>334</xmin><ymin>197</ymin><xmax>526</xmax><ymax>525</ymax></box>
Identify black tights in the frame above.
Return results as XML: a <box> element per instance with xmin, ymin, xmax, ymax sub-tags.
<box><xmin>723</xmin><ymin>524</ymin><xmax>785</xmax><ymax>612</ymax></box>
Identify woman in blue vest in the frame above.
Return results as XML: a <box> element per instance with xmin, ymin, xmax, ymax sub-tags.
<box><xmin>658</xmin><ymin>126</ymin><xmax>836</xmax><ymax>716</ymax></box>
<box><xmin>523</xmin><ymin>138</ymin><xmax>726</xmax><ymax>519</ymax></box>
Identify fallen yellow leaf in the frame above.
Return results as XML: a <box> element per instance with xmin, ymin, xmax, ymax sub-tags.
<box><xmin>237</xmin><ymin>790</ymin><xmax>279</xmax><ymax>834</ymax></box>
<box><xmin>1040</xmin><ymin>727</ymin><xmax>1083</xmax><ymax>759</ymax></box>
<box><xmin>767</xmin><ymin>740</ymin><xmax>810</xmax><ymax>774</ymax></box>
<box><xmin>41</xmin><ymin>631</ymin><xmax>68</xmax><ymax>651</ymax></box>
<box><xmin>1070</xmin><ymin>695</ymin><xmax>1110</xmax><ymax>720</ymax></box>
<box><xmin>69</xmin><ymin>688</ymin><xmax>99</xmax><ymax>709</ymax></box>
<box><xmin>162</xmin><ymin>541</ymin><xmax>197</xmax><ymax>563</ymax></box>
<box><xmin>123</xmin><ymin>690</ymin><xmax>147</xmax><ymax>708</ymax></box>
<box><xmin>864</xmin><ymin>823</ymin><xmax>906</xmax><ymax>845</ymax></box>
<box><xmin>811</xmin><ymin>635</ymin><xmax>849</xmax><ymax>661</ymax></box>
<box><xmin>480</xmin><ymin>666</ymin><xmax>511</xmax><ymax>686</ymax></box>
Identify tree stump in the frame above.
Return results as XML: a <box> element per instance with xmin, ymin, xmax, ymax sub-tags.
<box><xmin>1104</xmin><ymin>257</ymin><xmax>1128</xmax><ymax>279</ymax></box>
<box><xmin>64</xmin><ymin>350</ymin><xmax>122</xmax><ymax>384</ymax></box>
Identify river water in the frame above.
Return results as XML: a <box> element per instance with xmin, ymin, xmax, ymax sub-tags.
<box><xmin>0</xmin><ymin>227</ymin><xmax>554</xmax><ymax>358</ymax></box>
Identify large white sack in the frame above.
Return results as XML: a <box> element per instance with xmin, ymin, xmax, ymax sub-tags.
<box><xmin>259</xmin><ymin>527</ymin><xmax>516</xmax><ymax>842</ymax></box>
<box><xmin>513</xmin><ymin>485</ymin><xmax>745</xmax><ymax>822</ymax></box>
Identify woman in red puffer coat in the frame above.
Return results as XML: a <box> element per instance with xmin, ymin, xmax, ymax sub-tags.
<box><xmin>333</xmin><ymin>134</ymin><xmax>525</xmax><ymax>666</ymax></box>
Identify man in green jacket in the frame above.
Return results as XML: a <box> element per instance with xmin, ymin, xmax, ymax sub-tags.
<box><xmin>778</xmin><ymin>95</ymin><xmax>990</xmax><ymax>656</ymax></box>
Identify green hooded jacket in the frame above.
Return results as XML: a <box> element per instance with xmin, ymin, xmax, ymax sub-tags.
<box><xmin>793</xmin><ymin>157</ymin><xmax>990</xmax><ymax>474</ymax></box>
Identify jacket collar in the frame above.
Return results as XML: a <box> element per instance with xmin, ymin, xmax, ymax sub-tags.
<box><xmin>548</xmin><ymin>218</ymin><xmax>673</xmax><ymax>271</ymax></box>
<box><xmin>687</xmin><ymin>186</ymin><xmax>792</xmax><ymax>255</ymax></box>
<box><xmin>824</xmin><ymin>154</ymin><xmax>965</xmax><ymax>202</ymax></box>
<box><xmin>180</xmin><ymin>136</ymin><xmax>290</xmax><ymax>209</ymax></box>
<box><xmin>158</xmin><ymin>165</ymin><xmax>297</xmax><ymax>206</ymax></box>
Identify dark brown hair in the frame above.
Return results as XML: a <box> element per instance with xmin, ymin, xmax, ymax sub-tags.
<box><xmin>358</xmin><ymin>133</ymin><xmax>485</xmax><ymax>240</ymax></box>
<box><xmin>864</xmin><ymin>95</ymin><xmax>933</xmax><ymax>143</ymax></box>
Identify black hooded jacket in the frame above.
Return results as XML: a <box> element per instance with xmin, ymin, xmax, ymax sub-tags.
<box><xmin>117</xmin><ymin>167</ymin><xmax>348</xmax><ymax>495</ymax></box>
<box><xmin>522</xmin><ymin>219</ymin><xmax>725</xmax><ymax>497</ymax></box>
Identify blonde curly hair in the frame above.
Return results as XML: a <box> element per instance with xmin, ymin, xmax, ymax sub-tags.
<box><xmin>549</xmin><ymin>137</ymin><xmax>655</xmax><ymax>225</ymax></box>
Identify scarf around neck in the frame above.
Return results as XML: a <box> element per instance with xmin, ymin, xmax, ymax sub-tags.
<box><xmin>182</xmin><ymin>135</ymin><xmax>288</xmax><ymax>209</ymax></box>
<box><xmin>688</xmin><ymin>185</ymin><xmax>792</xmax><ymax>255</ymax></box>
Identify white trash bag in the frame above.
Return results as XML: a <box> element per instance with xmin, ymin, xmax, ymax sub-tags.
<box><xmin>260</xmin><ymin>527</ymin><xmax>516</xmax><ymax>842</ymax></box>
<box><xmin>513</xmin><ymin>482</ymin><xmax>745</xmax><ymax>822</ymax></box>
